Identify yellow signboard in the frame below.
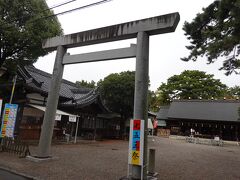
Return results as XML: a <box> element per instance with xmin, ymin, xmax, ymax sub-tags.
<box><xmin>131</xmin><ymin>150</ymin><xmax>140</xmax><ymax>165</ymax></box>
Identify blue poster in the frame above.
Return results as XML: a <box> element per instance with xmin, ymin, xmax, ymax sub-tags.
<box><xmin>132</xmin><ymin>130</ymin><xmax>140</xmax><ymax>150</ymax></box>
<box><xmin>0</xmin><ymin>104</ymin><xmax>18</xmax><ymax>138</ymax></box>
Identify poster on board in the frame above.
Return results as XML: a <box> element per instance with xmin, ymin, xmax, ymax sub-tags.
<box><xmin>0</xmin><ymin>103</ymin><xmax>18</xmax><ymax>138</ymax></box>
<box><xmin>55</xmin><ymin>113</ymin><xmax>62</xmax><ymax>121</ymax></box>
<box><xmin>69</xmin><ymin>115</ymin><xmax>77</xmax><ymax>122</ymax></box>
<box><xmin>128</xmin><ymin>119</ymin><xmax>144</xmax><ymax>166</ymax></box>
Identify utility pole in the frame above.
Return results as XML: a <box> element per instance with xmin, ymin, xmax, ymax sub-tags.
<box><xmin>9</xmin><ymin>75</ymin><xmax>17</xmax><ymax>104</ymax></box>
<box><xmin>74</xmin><ymin>117</ymin><xmax>80</xmax><ymax>144</ymax></box>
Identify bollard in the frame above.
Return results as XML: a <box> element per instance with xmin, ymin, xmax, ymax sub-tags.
<box><xmin>65</xmin><ymin>134</ymin><xmax>70</xmax><ymax>143</ymax></box>
<box><xmin>148</xmin><ymin>148</ymin><xmax>156</xmax><ymax>175</ymax></box>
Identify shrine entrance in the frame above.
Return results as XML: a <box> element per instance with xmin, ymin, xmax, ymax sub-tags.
<box><xmin>38</xmin><ymin>12</ymin><xmax>180</xmax><ymax>179</ymax></box>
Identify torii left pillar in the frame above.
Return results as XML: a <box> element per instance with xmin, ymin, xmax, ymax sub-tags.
<box><xmin>38</xmin><ymin>45</ymin><xmax>66</xmax><ymax>157</ymax></box>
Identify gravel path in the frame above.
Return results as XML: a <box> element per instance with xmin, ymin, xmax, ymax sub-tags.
<box><xmin>0</xmin><ymin>137</ymin><xmax>239</xmax><ymax>180</ymax></box>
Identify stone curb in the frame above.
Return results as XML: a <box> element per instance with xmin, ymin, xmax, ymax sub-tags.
<box><xmin>0</xmin><ymin>165</ymin><xmax>38</xmax><ymax>180</ymax></box>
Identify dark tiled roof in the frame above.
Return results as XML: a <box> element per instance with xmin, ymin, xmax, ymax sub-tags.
<box><xmin>18</xmin><ymin>65</ymin><xmax>92</xmax><ymax>100</ymax></box>
<box><xmin>17</xmin><ymin>65</ymin><xmax>109</xmax><ymax>112</ymax></box>
<box><xmin>157</xmin><ymin>106</ymin><xmax>170</xmax><ymax>120</ymax></box>
<box><xmin>168</xmin><ymin>100</ymin><xmax>240</xmax><ymax>122</ymax></box>
<box><xmin>23</xmin><ymin>66</ymin><xmax>83</xmax><ymax>99</ymax></box>
<box><xmin>71</xmin><ymin>88</ymin><xmax>93</xmax><ymax>100</ymax></box>
<box><xmin>63</xmin><ymin>88</ymin><xmax>99</xmax><ymax>108</ymax></box>
<box><xmin>62</xmin><ymin>87</ymin><xmax>110</xmax><ymax>113</ymax></box>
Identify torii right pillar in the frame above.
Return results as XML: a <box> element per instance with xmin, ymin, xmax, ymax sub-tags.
<box><xmin>130</xmin><ymin>16</ymin><xmax>180</xmax><ymax>179</ymax></box>
<box><xmin>132</xmin><ymin>31</ymin><xmax>149</xmax><ymax>179</ymax></box>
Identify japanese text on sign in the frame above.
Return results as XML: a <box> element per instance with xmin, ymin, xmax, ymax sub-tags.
<box><xmin>0</xmin><ymin>104</ymin><xmax>18</xmax><ymax>138</ymax></box>
<box><xmin>128</xmin><ymin>119</ymin><xmax>144</xmax><ymax>166</ymax></box>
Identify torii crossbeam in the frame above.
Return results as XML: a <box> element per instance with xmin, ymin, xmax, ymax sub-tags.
<box><xmin>43</xmin><ymin>12</ymin><xmax>179</xmax><ymax>50</ymax></box>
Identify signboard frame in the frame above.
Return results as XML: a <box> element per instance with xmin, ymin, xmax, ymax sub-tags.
<box><xmin>128</xmin><ymin>119</ymin><xmax>145</xmax><ymax>166</ymax></box>
<box><xmin>69</xmin><ymin>115</ymin><xmax>77</xmax><ymax>122</ymax></box>
<box><xmin>55</xmin><ymin>113</ymin><xmax>62</xmax><ymax>121</ymax></box>
<box><xmin>0</xmin><ymin>103</ymin><xmax>18</xmax><ymax>138</ymax></box>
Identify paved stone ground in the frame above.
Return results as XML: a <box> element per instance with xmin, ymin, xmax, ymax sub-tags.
<box><xmin>0</xmin><ymin>137</ymin><xmax>239</xmax><ymax>180</ymax></box>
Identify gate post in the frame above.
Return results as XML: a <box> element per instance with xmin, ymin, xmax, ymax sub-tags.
<box><xmin>132</xmin><ymin>31</ymin><xmax>149</xmax><ymax>179</ymax></box>
<box><xmin>37</xmin><ymin>45</ymin><xmax>66</xmax><ymax>157</ymax></box>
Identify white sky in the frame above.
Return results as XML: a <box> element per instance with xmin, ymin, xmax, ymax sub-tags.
<box><xmin>35</xmin><ymin>0</ymin><xmax>240</xmax><ymax>91</ymax></box>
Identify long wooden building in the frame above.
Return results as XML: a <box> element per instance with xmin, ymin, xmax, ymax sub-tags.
<box><xmin>157</xmin><ymin>100</ymin><xmax>240</xmax><ymax>141</ymax></box>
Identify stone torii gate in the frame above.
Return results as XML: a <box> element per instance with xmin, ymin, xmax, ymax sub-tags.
<box><xmin>38</xmin><ymin>12</ymin><xmax>180</xmax><ymax>179</ymax></box>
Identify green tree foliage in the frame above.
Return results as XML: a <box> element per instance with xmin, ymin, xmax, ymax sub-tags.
<box><xmin>76</xmin><ymin>80</ymin><xmax>96</xmax><ymax>88</ymax></box>
<box><xmin>0</xmin><ymin>0</ymin><xmax>62</xmax><ymax>68</ymax></box>
<box><xmin>156</xmin><ymin>85</ymin><xmax>172</xmax><ymax>105</ymax></box>
<box><xmin>225</xmin><ymin>85</ymin><xmax>240</xmax><ymax>98</ymax></box>
<box><xmin>99</xmin><ymin>71</ymin><xmax>135</xmax><ymax>119</ymax></box>
<box><xmin>182</xmin><ymin>0</ymin><xmax>240</xmax><ymax>75</ymax></box>
<box><xmin>148</xmin><ymin>90</ymin><xmax>160</xmax><ymax>112</ymax></box>
<box><xmin>157</xmin><ymin>70</ymin><xmax>227</xmax><ymax>104</ymax></box>
<box><xmin>0</xmin><ymin>74</ymin><xmax>14</xmax><ymax>103</ymax></box>
<box><xmin>99</xmin><ymin>71</ymin><xmax>157</xmax><ymax>116</ymax></box>
<box><xmin>229</xmin><ymin>86</ymin><xmax>240</xmax><ymax>96</ymax></box>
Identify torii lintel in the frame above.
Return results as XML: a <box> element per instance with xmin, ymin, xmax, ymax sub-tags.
<box><xmin>42</xmin><ymin>12</ymin><xmax>180</xmax><ymax>51</ymax></box>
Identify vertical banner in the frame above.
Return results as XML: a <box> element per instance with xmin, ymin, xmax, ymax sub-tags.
<box><xmin>128</xmin><ymin>119</ymin><xmax>144</xmax><ymax>166</ymax></box>
<box><xmin>153</xmin><ymin>118</ymin><xmax>158</xmax><ymax>129</ymax></box>
<box><xmin>0</xmin><ymin>103</ymin><xmax>18</xmax><ymax>138</ymax></box>
<box><xmin>0</xmin><ymin>99</ymin><xmax>2</xmax><ymax>117</ymax></box>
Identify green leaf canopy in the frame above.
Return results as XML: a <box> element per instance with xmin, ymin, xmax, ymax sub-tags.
<box><xmin>183</xmin><ymin>0</ymin><xmax>240</xmax><ymax>75</ymax></box>
<box><xmin>157</xmin><ymin>70</ymin><xmax>227</xmax><ymax>104</ymax></box>
<box><xmin>99</xmin><ymin>71</ymin><xmax>135</xmax><ymax>118</ymax></box>
<box><xmin>0</xmin><ymin>0</ymin><xmax>62</xmax><ymax>68</ymax></box>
